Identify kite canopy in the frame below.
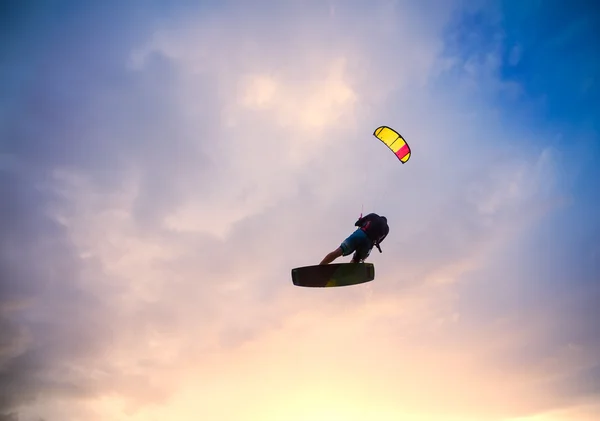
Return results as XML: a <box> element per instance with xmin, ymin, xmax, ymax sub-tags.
<box><xmin>373</xmin><ymin>126</ymin><xmax>411</xmax><ymax>163</ymax></box>
<box><xmin>291</xmin><ymin>263</ymin><xmax>375</xmax><ymax>288</ymax></box>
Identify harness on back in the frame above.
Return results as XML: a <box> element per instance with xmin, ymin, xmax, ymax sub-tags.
<box><xmin>355</xmin><ymin>213</ymin><xmax>389</xmax><ymax>253</ymax></box>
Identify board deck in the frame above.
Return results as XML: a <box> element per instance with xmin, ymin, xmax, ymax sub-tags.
<box><xmin>291</xmin><ymin>263</ymin><xmax>375</xmax><ymax>288</ymax></box>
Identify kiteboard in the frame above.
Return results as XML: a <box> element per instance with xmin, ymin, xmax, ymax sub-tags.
<box><xmin>291</xmin><ymin>263</ymin><xmax>375</xmax><ymax>288</ymax></box>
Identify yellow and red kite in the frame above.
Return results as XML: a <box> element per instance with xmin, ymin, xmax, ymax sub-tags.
<box><xmin>373</xmin><ymin>126</ymin><xmax>411</xmax><ymax>163</ymax></box>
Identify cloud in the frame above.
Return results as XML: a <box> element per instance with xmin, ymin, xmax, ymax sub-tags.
<box><xmin>1</xmin><ymin>1</ymin><xmax>598</xmax><ymax>420</ymax></box>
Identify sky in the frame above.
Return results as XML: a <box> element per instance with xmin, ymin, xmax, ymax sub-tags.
<box><xmin>1</xmin><ymin>0</ymin><xmax>599</xmax><ymax>420</ymax></box>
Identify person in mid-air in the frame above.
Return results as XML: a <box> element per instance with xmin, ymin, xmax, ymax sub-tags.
<box><xmin>319</xmin><ymin>213</ymin><xmax>389</xmax><ymax>265</ymax></box>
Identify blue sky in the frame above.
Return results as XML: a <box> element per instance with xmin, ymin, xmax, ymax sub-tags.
<box><xmin>439</xmin><ymin>0</ymin><xmax>599</xmax><ymax>283</ymax></box>
<box><xmin>1</xmin><ymin>1</ymin><xmax>599</xmax><ymax>420</ymax></box>
<box><xmin>499</xmin><ymin>0</ymin><xmax>599</xmax><ymax>294</ymax></box>
<box><xmin>499</xmin><ymin>0</ymin><xmax>599</xmax><ymax>126</ymax></box>
<box><xmin>447</xmin><ymin>2</ymin><xmax>600</xmax><ymax>415</ymax></box>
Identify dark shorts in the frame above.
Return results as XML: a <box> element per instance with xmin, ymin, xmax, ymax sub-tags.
<box><xmin>340</xmin><ymin>229</ymin><xmax>373</xmax><ymax>261</ymax></box>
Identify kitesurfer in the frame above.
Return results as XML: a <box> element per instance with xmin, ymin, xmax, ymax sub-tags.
<box><xmin>319</xmin><ymin>213</ymin><xmax>389</xmax><ymax>265</ymax></box>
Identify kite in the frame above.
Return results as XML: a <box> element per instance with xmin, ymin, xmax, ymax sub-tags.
<box><xmin>291</xmin><ymin>263</ymin><xmax>375</xmax><ymax>288</ymax></box>
<box><xmin>373</xmin><ymin>126</ymin><xmax>411</xmax><ymax>163</ymax></box>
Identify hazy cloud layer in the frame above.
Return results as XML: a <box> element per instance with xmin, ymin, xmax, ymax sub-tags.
<box><xmin>1</xmin><ymin>1</ymin><xmax>598</xmax><ymax>420</ymax></box>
